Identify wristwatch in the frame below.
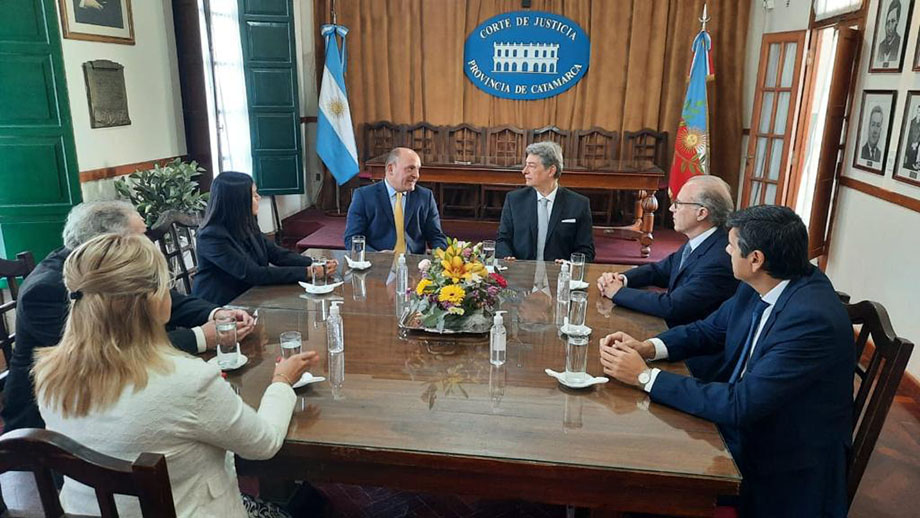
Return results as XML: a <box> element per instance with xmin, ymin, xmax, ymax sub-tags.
<box><xmin>637</xmin><ymin>368</ymin><xmax>652</xmax><ymax>390</ymax></box>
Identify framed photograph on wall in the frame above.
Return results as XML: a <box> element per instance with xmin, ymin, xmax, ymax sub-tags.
<box><xmin>852</xmin><ymin>90</ymin><xmax>897</xmax><ymax>175</ymax></box>
<box><xmin>870</xmin><ymin>0</ymin><xmax>914</xmax><ymax>72</ymax></box>
<box><xmin>895</xmin><ymin>91</ymin><xmax>920</xmax><ymax>187</ymax></box>
<box><xmin>58</xmin><ymin>0</ymin><xmax>135</xmax><ymax>45</ymax></box>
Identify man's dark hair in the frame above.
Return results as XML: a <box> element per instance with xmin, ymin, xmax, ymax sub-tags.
<box><xmin>726</xmin><ymin>205</ymin><xmax>810</xmax><ymax>280</ymax></box>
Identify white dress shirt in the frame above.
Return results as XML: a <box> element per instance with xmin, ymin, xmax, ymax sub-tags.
<box><xmin>191</xmin><ymin>307</ymin><xmax>224</xmax><ymax>353</ymax></box>
<box><xmin>536</xmin><ymin>185</ymin><xmax>558</xmax><ymax>221</ymax></box>
<box><xmin>621</xmin><ymin>226</ymin><xmax>717</xmax><ymax>288</ymax></box>
<box><xmin>643</xmin><ymin>279</ymin><xmax>791</xmax><ymax>392</ymax></box>
<box><xmin>384</xmin><ymin>178</ymin><xmax>408</xmax><ymax>215</ymax></box>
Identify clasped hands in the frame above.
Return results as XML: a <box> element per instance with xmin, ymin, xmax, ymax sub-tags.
<box><xmin>202</xmin><ymin>308</ymin><xmax>256</xmax><ymax>350</ymax></box>
<box><xmin>599</xmin><ymin>331</ymin><xmax>655</xmax><ymax>387</ymax></box>
<box><xmin>309</xmin><ymin>259</ymin><xmax>338</xmax><ymax>279</ymax></box>
<box><xmin>596</xmin><ymin>271</ymin><xmax>626</xmax><ymax>299</ymax></box>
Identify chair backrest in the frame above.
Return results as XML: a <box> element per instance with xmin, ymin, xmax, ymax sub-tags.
<box><xmin>446</xmin><ymin>123</ymin><xmax>486</xmax><ymax>164</ymax></box>
<box><xmin>573</xmin><ymin>127</ymin><xmax>619</xmax><ymax>170</ymax></box>
<box><xmin>362</xmin><ymin>121</ymin><xmax>405</xmax><ymax>162</ymax></box>
<box><xmin>528</xmin><ymin>125</ymin><xmax>572</xmax><ymax>159</ymax></box>
<box><xmin>486</xmin><ymin>125</ymin><xmax>526</xmax><ymax>168</ymax></box>
<box><xmin>0</xmin><ymin>251</ymin><xmax>36</xmax><ymax>388</ymax></box>
<box><xmin>146</xmin><ymin>211</ymin><xmax>201</xmax><ymax>295</ymax></box>
<box><xmin>404</xmin><ymin>122</ymin><xmax>443</xmax><ymax>164</ymax></box>
<box><xmin>844</xmin><ymin>299</ymin><xmax>914</xmax><ymax>508</ymax></box>
<box><xmin>622</xmin><ymin>128</ymin><xmax>668</xmax><ymax>169</ymax></box>
<box><xmin>0</xmin><ymin>428</ymin><xmax>176</xmax><ymax>517</ymax></box>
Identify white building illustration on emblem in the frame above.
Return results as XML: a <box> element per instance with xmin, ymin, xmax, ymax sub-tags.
<box><xmin>492</xmin><ymin>42</ymin><xmax>559</xmax><ymax>73</ymax></box>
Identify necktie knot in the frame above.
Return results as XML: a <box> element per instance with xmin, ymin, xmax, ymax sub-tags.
<box><xmin>679</xmin><ymin>244</ymin><xmax>693</xmax><ymax>270</ymax></box>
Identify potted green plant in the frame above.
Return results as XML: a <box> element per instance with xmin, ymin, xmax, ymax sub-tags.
<box><xmin>114</xmin><ymin>158</ymin><xmax>210</xmax><ymax>226</ymax></box>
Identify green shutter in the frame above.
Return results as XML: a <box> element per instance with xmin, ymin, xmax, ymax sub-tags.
<box><xmin>238</xmin><ymin>0</ymin><xmax>303</xmax><ymax>195</ymax></box>
<box><xmin>0</xmin><ymin>0</ymin><xmax>81</xmax><ymax>261</ymax></box>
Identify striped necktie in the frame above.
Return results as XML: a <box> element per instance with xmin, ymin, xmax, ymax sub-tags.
<box><xmin>393</xmin><ymin>191</ymin><xmax>406</xmax><ymax>255</ymax></box>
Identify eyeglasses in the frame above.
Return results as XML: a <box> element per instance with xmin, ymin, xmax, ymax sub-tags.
<box><xmin>670</xmin><ymin>200</ymin><xmax>705</xmax><ymax>209</ymax></box>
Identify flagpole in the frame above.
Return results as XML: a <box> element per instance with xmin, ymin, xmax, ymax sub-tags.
<box><xmin>699</xmin><ymin>3</ymin><xmax>709</xmax><ymax>31</ymax></box>
<box><xmin>326</xmin><ymin>0</ymin><xmax>346</xmax><ymax>217</ymax></box>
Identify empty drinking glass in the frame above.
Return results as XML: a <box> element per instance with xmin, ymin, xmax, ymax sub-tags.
<box><xmin>568</xmin><ymin>291</ymin><xmax>588</xmax><ymax>329</ymax></box>
<box><xmin>565</xmin><ymin>334</ymin><xmax>589</xmax><ymax>383</ymax></box>
<box><xmin>215</xmin><ymin>317</ymin><xmax>239</xmax><ymax>369</ymax></box>
<box><xmin>570</xmin><ymin>253</ymin><xmax>586</xmax><ymax>284</ymax></box>
<box><xmin>280</xmin><ymin>331</ymin><xmax>302</xmax><ymax>359</ymax></box>
<box><xmin>351</xmin><ymin>235</ymin><xmax>366</xmax><ymax>263</ymax></box>
<box><xmin>482</xmin><ymin>240</ymin><xmax>496</xmax><ymax>268</ymax></box>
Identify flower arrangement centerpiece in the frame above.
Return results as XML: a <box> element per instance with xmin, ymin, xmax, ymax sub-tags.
<box><xmin>406</xmin><ymin>238</ymin><xmax>508</xmax><ymax>334</ymax></box>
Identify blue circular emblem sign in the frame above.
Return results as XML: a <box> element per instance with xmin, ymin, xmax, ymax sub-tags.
<box><xmin>464</xmin><ymin>11</ymin><xmax>590</xmax><ymax>100</ymax></box>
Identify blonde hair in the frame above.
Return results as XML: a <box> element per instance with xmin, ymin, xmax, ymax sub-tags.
<box><xmin>33</xmin><ymin>234</ymin><xmax>176</xmax><ymax>418</ymax></box>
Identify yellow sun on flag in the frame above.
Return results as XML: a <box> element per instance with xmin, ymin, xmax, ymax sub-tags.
<box><xmin>327</xmin><ymin>98</ymin><xmax>346</xmax><ymax>117</ymax></box>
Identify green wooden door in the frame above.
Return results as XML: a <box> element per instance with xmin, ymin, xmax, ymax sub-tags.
<box><xmin>0</xmin><ymin>0</ymin><xmax>81</xmax><ymax>261</ymax></box>
<box><xmin>238</xmin><ymin>0</ymin><xmax>304</xmax><ymax>195</ymax></box>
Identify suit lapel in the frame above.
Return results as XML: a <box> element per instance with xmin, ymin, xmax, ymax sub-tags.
<box><xmin>671</xmin><ymin>228</ymin><xmax>724</xmax><ymax>289</ymax></box>
<box><xmin>545</xmin><ymin>186</ymin><xmax>566</xmax><ymax>242</ymax></box>
<box><xmin>668</xmin><ymin>243</ymin><xmax>689</xmax><ymax>291</ymax></box>
<box><xmin>747</xmin><ymin>274</ymin><xmax>810</xmax><ymax>366</ymax></box>
<box><xmin>404</xmin><ymin>189</ymin><xmax>420</xmax><ymax>229</ymax></box>
<box><xmin>377</xmin><ymin>181</ymin><xmax>395</xmax><ymax>229</ymax></box>
<box><xmin>524</xmin><ymin>187</ymin><xmax>538</xmax><ymax>256</ymax></box>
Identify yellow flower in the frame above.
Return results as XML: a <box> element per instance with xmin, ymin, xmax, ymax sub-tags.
<box><xmin>416</xmin><ymin>278</ymin><xmax>433</xmax><ymax>295</ymax></box>
<box><xmin>437</xmin><ymin>284</ymin><xmax>466</xmax><ymax>305</ymax></box>
<box><xmin>447</xmin><ymin>306</ymin><xmax>465</xmax><ymax>315</ymax></box>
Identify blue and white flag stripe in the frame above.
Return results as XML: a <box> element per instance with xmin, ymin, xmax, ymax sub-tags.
<box><xmin>317</xmin><ymin>24</ymin><xmax>359</xmax><ymax>186</ymax></box>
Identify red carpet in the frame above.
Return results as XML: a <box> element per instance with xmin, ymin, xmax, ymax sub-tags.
<box><xmin>287</xmin><ymin>209</ymin><xmax>685</xmax><ymax>265</ymax></box>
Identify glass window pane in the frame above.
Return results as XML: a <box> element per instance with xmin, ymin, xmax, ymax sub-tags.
<box><xmin>750</xmin><ymin>181</ymin><xmax>762</xmax><ymax>205</ymax></box>
<box><xmin>774</xmin><ymin>92</ymin><xmax>791</xmax><ymax>134</ymax></box>
<box><xmin>765</xmin><ymin>183</ymin><xmax>778</xmax><ymax>204</ymax></box>
<box><xmin>754</xmin><ymin>137</ymin><xmax>768</xmax><ymax>179</ymax></box>
<box><xmin>765</xmin><ymin>43</ymin><xmax>781</xmax><ymax>87</ymax></box>
<box><xmin>768</xmin><ymin>138</ymin><xmax>785</xmax><ymax>180</ymax></box>
<box><xmin>759</xmin><ymin>92</ymin><xmax>775</xmax><ymax>134</ymax></box>
<box><xmin>780</xmin><ymin>42</ymin><xmax>798</xmax><ymax>87</ymax></box>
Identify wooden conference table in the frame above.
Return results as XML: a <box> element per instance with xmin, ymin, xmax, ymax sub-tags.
<box><xmin>227</xmin><ymin>251</ymin><xmax>740</xmax><ymax>517</ymax></box>
<box><xmin>366</xmin><ymin>155</ymin><xmax>665</xmax><ymax>258</ymax></box>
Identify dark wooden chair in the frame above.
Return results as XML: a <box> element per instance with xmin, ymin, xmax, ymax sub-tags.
<box><xmin>441</xmin><ymin>124</ymin><xmax>486</xmax><ymax>218</ymax></box>
<box><xmin>146</xmin><ymin>211</ymin><xmax>200</xmax><ymax>295</ymax></box>
<box><xmin>528</xmin><ymin>125</ymin><xmax>572</xmax><ymax>159</ymax></box>
<box><xmin>844</xmin><ymin>299</ymin><xmax>914</xmax><ymax>510</ymax></box>
<box><xmin>0</xmin><ymin>251</ymin><xmax>35</xmax><ymax>391</ymax></box>
<box><xmin>481</xmin><ymin>125</ymin><xmax>526</xmax><ymax>220</ymax></box>
<box><xmin>404</xmin><ymin>122</ymin><xmax>444</xmax><ymax>205</ymax></box>
<box><xmin>362</xmin><ymin>121</ymin><xmax>405</xmax><ymax>163</ymax></box>
<box><xmin>623</xmin><ymin>128</ymin><xmax>670</xmax><ymax>227</ymax></box>
<box><xmin>0</xmin><ymin>428</ymin><xmax>176</xmax><ymax>517</ymax></box>
<box><xmin>573</xmin><ymin>127</ymin><xmax>620</xmax><ymax>224</ymax></box>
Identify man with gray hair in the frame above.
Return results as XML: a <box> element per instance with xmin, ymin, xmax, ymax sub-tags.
<box><xmin>2</xmin><ymin>201</ymin><xmax>254</xmax><ymax>432</ymax></box>
<box><xmin>597</xmin><ymin>175</ymin><xmax>738</xmax><ymax>377</ymax></box>
<box><xmin>496</xmin><ymin>141</ymin><xmax>595</xmax><ymax>262</ymax></box>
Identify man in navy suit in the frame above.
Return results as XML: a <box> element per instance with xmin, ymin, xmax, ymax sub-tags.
<box><xmin>495</xmin><ymin>141</ymin><xmax>595</xmax><ymax>262</ymax></box>
<box><xmin>344</xmin><ymin>147</ymin><xmax>447</xmax><ymax>254</ymax></box>
<box><xmin>600</xmin><ymin>205</ymin><xmax>853</xmax><ymax>517</ymax></box>
<box><xmin>597</xmin><ymin>175</ymin><xmax>738</xmax><ymax>378</ymax></box>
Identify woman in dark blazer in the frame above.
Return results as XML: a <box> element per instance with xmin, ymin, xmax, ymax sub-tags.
<box><xmin>193</xmin><ymin>172</ymin><xmax>336</xmax><ymax>305</ymax></box>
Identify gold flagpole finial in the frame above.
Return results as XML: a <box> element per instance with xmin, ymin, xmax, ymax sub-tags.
<box><xmin>699</xmin><ymin>3</ymin><xmax>710</xmax><ymax>31</ymax></box>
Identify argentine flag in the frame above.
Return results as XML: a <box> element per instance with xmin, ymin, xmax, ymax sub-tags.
<box><xmin>317</xmin><ymin>24</ymin><xmax>359</xmax><ymax>185</ymax></box>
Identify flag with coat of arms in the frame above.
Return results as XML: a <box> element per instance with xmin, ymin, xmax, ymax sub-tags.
<box><xmin>669</xmin><ymin>25</ymin><xmax>714</xmax><ymax>198</ymax></box>
<box><xmin>317</xmin><ymin>24</ymin><xmax>359</xmax><ymax>185</ymax></box>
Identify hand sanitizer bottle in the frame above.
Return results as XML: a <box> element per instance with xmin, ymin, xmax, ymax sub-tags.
<box><xmin>326</xmin><ymin>301</ymin><xmax>344</xmax><ymax>353</ymax></box>
<box><xmin>490</xmin><ymin>311</ymin><xmax>507</xmax><ymax>366</ymax></box>
<box><xmin>557</xmin><ymin>261</ymin><xmax>571</xmax><ymax>304</ymax></box>
<box><xmin>396</xmin><ymin>253</ymin><xmax>409</xmax><ymax>297</ymax></box>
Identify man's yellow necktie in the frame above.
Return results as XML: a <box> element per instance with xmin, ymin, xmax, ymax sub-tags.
<box><xmin>394</xmin><ymin>192</ymin><xmax>406</xmax><ymax>255</ymax></box>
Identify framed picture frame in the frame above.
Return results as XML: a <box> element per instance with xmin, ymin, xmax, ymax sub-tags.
<box><xmin>58</xmin><ymin>0</ymin><xmax>135</xmax><ymax>45</ymax></box>
<box><xmin>869</xmin><ymin>0</ymin><xmax>914</xmax><ymax>72</ymax></box>
<box><xmin>852</xmin><ymin>90</ymin><xmax>897</xmax><ymax>175</ymax></box>
<box><xmin>895</xmin><ymin>91</ymin><xmax>920</xmax><ymax>187</ymax></box>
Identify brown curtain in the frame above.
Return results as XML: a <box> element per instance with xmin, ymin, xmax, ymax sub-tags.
<box><xmin>315</xmin><ymin>0</ymin><xmax>749</xmax><ymax>191</ymax></box>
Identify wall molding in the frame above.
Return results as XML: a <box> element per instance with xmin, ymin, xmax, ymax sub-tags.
<box><xmin>839</xmin><ymin>176</ymin><xmax>920</xmax><ymax>214</ymax></box>
<box><xmin>79</xmin><ymin>155</ymin><xmax>186</xmax><ymax>183</ymax></box>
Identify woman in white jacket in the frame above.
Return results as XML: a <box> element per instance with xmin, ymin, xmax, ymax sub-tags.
<box><xmin>33</xmin><ymin>233</ymin><xmax>315</xmax><ymax>518</ymax></box>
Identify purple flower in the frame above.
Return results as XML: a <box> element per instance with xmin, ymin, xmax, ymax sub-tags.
<box><xmin>461</xmin><ymin>248</ymin><xmax>472</xmax><ymax>259</ymax></box>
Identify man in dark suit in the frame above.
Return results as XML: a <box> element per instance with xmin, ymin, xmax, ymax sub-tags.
<box><xmin>344</xmin><ymin>147</ymin><xmax>447</xmax><ymax>255</ymax></box>
<box><xmin>1</xmin><ymin>201</ymin><xmax>254</xmax><ymax>432</ymax></box>
<box><xmin>495</xmin><ymin>141</ymin><xmax>595</xmax><ymax>262</ymax></box>
<box><xmin>596</xmin><ymin>175</ymin><xmax>738</xmax><ymax>378</ymax></box>
<box><xmin>876</xmin><ymin>0</ymin><xmax>902</xmax><ymax>64</ymax></box>
<box><xmin>600</xmin><ymin>205</ymin><xmax>853</xmax><ymax>517</ymax></box>
<box><xmin>860</xmin><ymin>106</ymin><xmax>884</xmax><ymax>162</ymax></box>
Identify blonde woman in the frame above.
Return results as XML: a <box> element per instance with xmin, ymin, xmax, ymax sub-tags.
<box><xmin>33</xmin><ymin>233</ymin><xmax>315</xmax><ymax>518</ymax></box>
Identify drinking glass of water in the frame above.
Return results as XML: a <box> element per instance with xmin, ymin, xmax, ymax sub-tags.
<box><xmin>565</xmin><ymin>334</ymin><xmax>589</xmax><ymax>383</ymax></box>
<box><xmin>570</xmin><ymin>253</ymin><xmax>586</xmax><ymax>283</ymax></box>
<box><xmin>311</xmin><ymin>258</ymin><xmax>327</xmax><ymax>286</ymax></box>
<box><xmin>351</xmin><ymin>235</ymin><xmax>366</xmax><ymax>263</ymax></box>
<box><xmin>215</xmin><ymin>317</ymin><xmax>239</xmax><ymax>369</ymax></box>
<box><xmin>280</xmin><ymin>331</ymin><xmax>302</xmax><ymax>359</ymax></box>
<box><xmin>482</xmin><ymin>240</ymin><xmax>496</xmax><ymax>268</ymax></box>
<box><xmin>568</xmin><ymin>291</ymin><xmax>588</xmax><ymax>329</ymax></box>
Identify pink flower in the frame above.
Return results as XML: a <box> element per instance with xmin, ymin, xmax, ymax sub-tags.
<box><xmin>418</xmin><ymin>259</ymin><xmax>431</xmax><ymax>273</ymax></box>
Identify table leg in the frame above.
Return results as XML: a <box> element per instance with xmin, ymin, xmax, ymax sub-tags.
<box><xmin>638</xmin><ymin>190</ymin><xmax>658</xmax><ymax>258</ymax></box>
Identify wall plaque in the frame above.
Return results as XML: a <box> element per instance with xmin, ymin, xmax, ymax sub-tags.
<box><xmin>82</xmin><ymin>60</ymin><xmax>131</xmax><ymax>128</ymax></box>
